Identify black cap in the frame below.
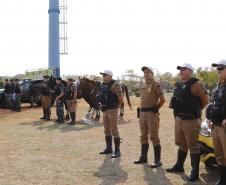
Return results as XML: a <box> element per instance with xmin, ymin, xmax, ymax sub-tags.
<box><xmin>68</xmin><ymin>78</ymin><xmax>74</xmax><ymax>82</ymax></box>
<box><xmin>43</xmin><ymin>75</ymin><xmax>49</xmax><ymax>79</ymax></box>
<box><xmin>56</xmin><ymin>77</ymin><xmax>62</xmax><ymax>81</ymax></box>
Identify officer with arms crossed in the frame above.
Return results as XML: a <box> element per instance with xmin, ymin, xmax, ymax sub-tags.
<box><xmin>134</xmin><ymin>66</ymin><xmax>165</xmax><ymax>168</ymax></box>
<box><xmin>166</xmin><ymin>63</ymin><xmax>209</xmax><ymax>182</ymax></box>
<box><xmin>98</xmin><ymin>70</ymin><xmax>124</xmax><ymax>158</ymax></box>
<box><xmin>206</xmin><ymin>60</ymin><xmax>226</xmax><ymax>185</ymax></box>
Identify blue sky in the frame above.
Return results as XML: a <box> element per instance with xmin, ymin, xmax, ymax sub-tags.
<box><xmin>1</xmin><ymin>0</ymin><xmax>226</xmax><ymax>78</ymax></box>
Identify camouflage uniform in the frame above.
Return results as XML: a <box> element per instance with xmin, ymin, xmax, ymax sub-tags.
<box><xmin>55</xmin><ymin>83</ymin><xmax>65</xmax><ymax>123</ymax></box>
<box><xmin>4</xmin><ymin>82</ymin><xmax>11</xmax><ymax>109</ymax></box>
<box><xmin>12</xmin><ymin>82</ymin><xmax>21</xmax><ymax>112</ymax></box>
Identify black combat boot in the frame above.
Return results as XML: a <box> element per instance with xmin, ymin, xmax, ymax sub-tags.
<box><xmin>216</xmin><ymin>165</ymin><xmax>226</xmax><ymax>185</ymax></box>
<box><xmin>54</xmin><ymin>118</ymin><xmax>60</xmax><ymax>123</ymax></box>
<box><xmin>65</xmin><ymin>114</ymin><xmax>70</xmax><ymax>121</ymax></box>
<box><xmin>100</xmin><ymin>136</ymin><xmax>113</xmax><ymax>154</ymax></box>
<box><xmin>187</xmin><ymin>153</ymin><xmax>200</xmax><ymax>182</ymax></box>
<box><xmin>150</xmin><ymin>144</ymin><xmax>162</xmax><ymax>168</ymax></box>
<box><xmin>59</xmin><ymin>116</ymin><xmax>64</xmax><ymax>124</ymax></box>
<box><xmin>134</xmin><ymin>144</ymin><xmax>149</xmax><ymax>164</ymax></box>
<box><xmin>68</xmin><ymin>112</ymin><xmax>76</xmax><ymax>125</ymax></box>
<box><xmin>40</xmin><ymin>109</ymin><xmax>46</xmax><ymax>119</ymax></box>
<box><xmin>45</xmin><ymin>109</ymin><xmax>50</xmax><ymax>121</ymax></box>
<box><xmin>166</xmin><ymin>149</ymin><xmax>187</xmax><ymax>173</ymax></box>
<box><xmin>112</xmin><ymin>137</ymin><xmax>121</xmax><ymax>158</ymax></box>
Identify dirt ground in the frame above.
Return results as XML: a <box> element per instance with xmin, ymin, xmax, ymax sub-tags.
<box><xmin>0</xmin><ymin>95</ymin><xmax>218</xmax><ymax>185</ymax></box>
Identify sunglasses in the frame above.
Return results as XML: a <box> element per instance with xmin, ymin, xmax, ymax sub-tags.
<box><xmin>180</xmin><ymin>67</ymin><xmax>188</xmax><ymax>71</ymax></box>
<box><xmin>217</xmin><ymin>66</ymin><xmax>226</xmax><ymax>71</ymax></box>
<box><xmin>102</xmin><ymin>74</ymin><xmax>108</xmax><ymax>77</ymax></box>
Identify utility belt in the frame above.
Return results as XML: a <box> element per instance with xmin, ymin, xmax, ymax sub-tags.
<box><xmin>175</xmin><ymin>113</ymin><xmax>197</xmax><ymax>120</ymax></box>
<box><xmin>101</xmin><ymin>105</ymin><xmax>118</xmax><ymax>112</ymax></box>
<box><xmin>65</xmin><ymin>96</ymin><xmax>74</xmax><ymax>100</ymax></box>
<box><xmin>137</xmin><ymin>106</ymin><xmax>159</xmax><ymax>118</ymax></box>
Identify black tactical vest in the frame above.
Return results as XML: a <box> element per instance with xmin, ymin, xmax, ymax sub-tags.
<box><xmin>170</xmin><ymin>78</ymin><xmax>202</xmax><ymax>118</ymax></box>
<box><xmin>4</xmin><ymin>83</ymin><xmax>11</xmax><ymax>94</ymax></box>
<box><xmin>65</xmin><ymin>84</ymin><xmax>75</xmax><ymax>100</ymax></box>
<box><xmin>41</xmin><ymin>81</ymin><xmax>50</xmax><ymax>96</ymax></box>
<box><xmin>206</xmin><ymin>83</ymin><xmax>226</xmax><ymax>125</ymax></box>
<box><xmin>14</xmin><ymin>84</ymin><xmax>21</xmax><ymax>94</ymax></box>
<box><xmin>99</xmin><ymin>80</ymin><xmax>119</xmax><ymax>109</ymax></box>
<box><xmin>9</xmin><ymin>83</ymin><xmax>15</xmax><ymax>94</ymax></box>
<box><xmin>55</xmin><ymin>83</ymin><xmax>65</xmax><ymax>100</ymax></box>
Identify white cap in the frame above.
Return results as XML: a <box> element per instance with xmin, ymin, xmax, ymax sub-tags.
<box><xmin>100</xmin><ymin>70</ymin><xmax>113</xmax><ymax>77</ymax></box>
<box><xmin>177</xmin><ymin>63</ymin><xmax>195</xmax><ymax>71</ymax></box>
<box><xmin>141</xmin><ymin>66</ymin><xmax>153</xmax><ymax>73</ymax></box>
<box><xmin>212</xmin><ymin>59</ymin><xmax>226</xmax><ymax>67</ymax></box>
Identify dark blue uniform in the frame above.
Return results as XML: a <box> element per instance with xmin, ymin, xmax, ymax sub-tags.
<box><xmin>55</xmin><ymin>83</ymin><xmax>65</xmax><ymax>122</ymax></box>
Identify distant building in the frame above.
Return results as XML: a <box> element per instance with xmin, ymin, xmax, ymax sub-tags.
<box><xmin>25</xmin><ymin>68</ymin><xmax>54</xmax><ymax>80</ymax></box>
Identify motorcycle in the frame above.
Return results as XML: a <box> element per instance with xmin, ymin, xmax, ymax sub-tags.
<box><xmin>198</xmin><ymin>120</ymin><xmax>217</xmax><ymax>167</ymax></box>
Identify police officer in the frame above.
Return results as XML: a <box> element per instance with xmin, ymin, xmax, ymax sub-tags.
<box><xmin>134</xmin><ymin>66</ymin><xmax>165</xmax><ymax>168</ymax></box>
<box><xmin>206</xmin><ymin>60</ymin><xmax>226</xmax><ymax>185</ymax></box>
<box><xmin>166</xmin><ymin>64</ymin><xmax>209</xmax><ymax>182</ymax></box>
<box><xmin>13</xmin><ymin>79</ymin><xmax>21</xmax><ymax>112</ymax></box>
<box><xmin>99</xmin><ymin>70</ymin><xmax>124</xmax><ymax>158</ymax></box>
<box><xmin>65</xmin><ymin>78</ymin><xmax>77</xmax><ymax>125</ymax></box>
<box><xmin>54</xmin><ymin>77</ymin><xmax>65</xmax><ymax>123</ymax></box>
<box><xmin>4</xmin><ymin>79</ymin><xmax>11</xmax><ymax>109</ymax></box>
<box><xmin>40</xmin><ymin>75</ymin><xmax>51</xmax><ymax>121</ymax></box>
<box><xmin>9</xmin><ymin>79</ymin><xmax>15</xmax><ymax>110</ymax></box>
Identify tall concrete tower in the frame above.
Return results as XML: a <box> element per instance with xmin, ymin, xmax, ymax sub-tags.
<box><xmin>48</xmin><ymin>0</ymin><xmax>60</xmax><ymax>77</ymax></box>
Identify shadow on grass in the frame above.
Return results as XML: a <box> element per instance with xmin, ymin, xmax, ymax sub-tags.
<box><xmin>94</xmin><ymin>156</ymin><xmax>128</xmax><ymax>185</ymax></box>
<box><xmin>142</xmin><ymin>164</ymin><xmax>173</xmax><ymax>185</ymax></box>
<box><xmin>18</xmin><ymin>120</ymin><xmax>103</xmax><ymax>133</ymax></box>
<box><xmin>18</xmin><ymin>117</ymin><xmax>132</xmax><ymax>133</ymax></box>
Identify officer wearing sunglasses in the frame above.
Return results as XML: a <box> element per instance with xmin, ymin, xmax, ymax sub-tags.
<box><xmin>167</xmin><ymin>63</ymin><xmax>209</xmax><ymax>182</ymax></box>
<box><xmin>98</xmin><ymin>70</ymin><xmax>124</xmax><ymax>158</ymax></box>
<box><xmin>206</xmin><ymin>60</ymin><xmax>226</xmax><ymax>185</ymax></box>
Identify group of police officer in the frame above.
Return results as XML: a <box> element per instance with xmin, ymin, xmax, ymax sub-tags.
<box><xmin>4</xmin><ymin>78</ymin><xmax>21</xmax><ymax>112</ymax></box>
<box><xmin>97</xmin><ymin>61</ymin><xmax>226</xmax><ymax>185</ymax></box>
<box><xmin>3</xmin><ymin>60</ymin><xmax>226</xmax><ymax>184</ymax></box>
<box><xmin>40</xmin><ymin>76</ymin><xmax>77</xmax><ymax>125</ymax></box>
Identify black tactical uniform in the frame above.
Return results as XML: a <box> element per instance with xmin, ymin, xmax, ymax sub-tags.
<box><xmin>206</xmin><ymin>82</ymin><xmax>226</xmax><ymax>185</ymax></box>
<box><xmin>55</xmin><ymin>80</ymin><xmax>65</xmax><ymax>123</ymax></box>
<box><xmin>4</xmin><ymin>81</ymin><xmax>11</xmax><ymax>109</ymax></box>
<box><xmin>13</xmin><ymin>80</ymin><xmax>21</xmax><ymax>112</ymax></box>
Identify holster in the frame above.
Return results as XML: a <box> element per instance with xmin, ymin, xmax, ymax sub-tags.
<box><xmin>137</xmin><ymin>107</ymin><xmax>140</xmax><ymax>118</ymax></box>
